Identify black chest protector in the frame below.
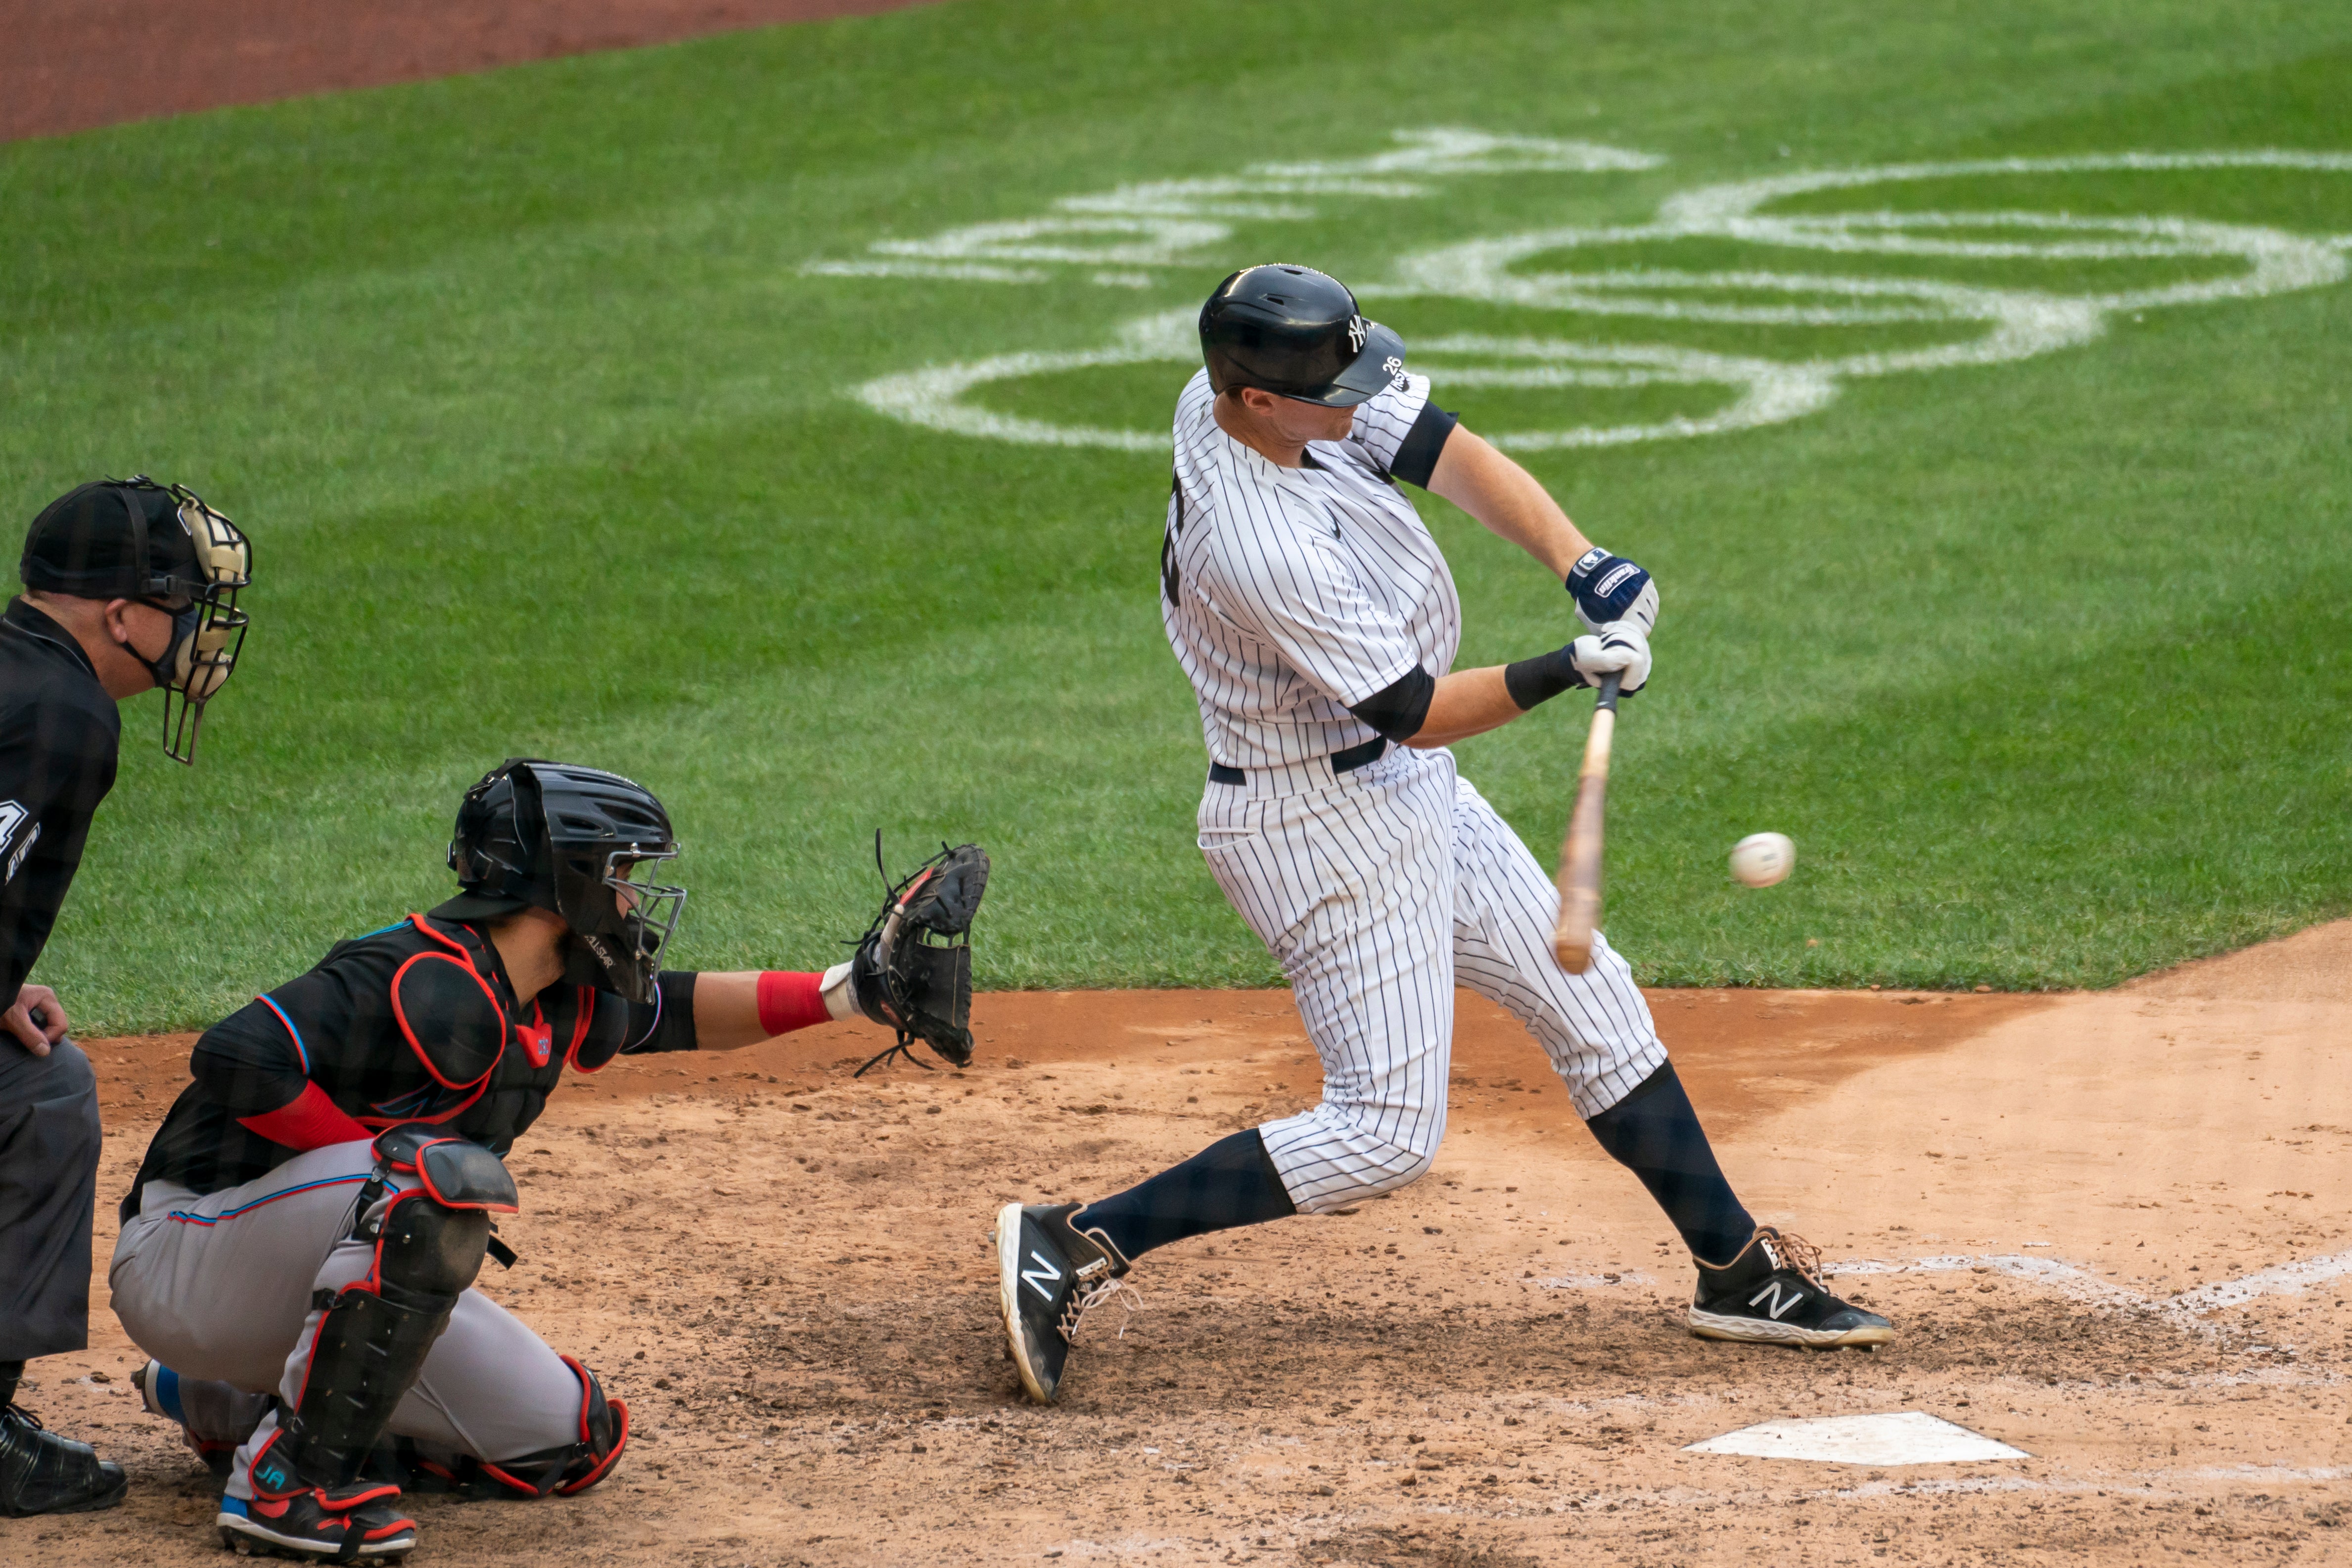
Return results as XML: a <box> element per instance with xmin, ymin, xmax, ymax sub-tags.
<box><xmin>303</xmin><ymin>915</ymin><xmax>640</xmax><ymax>1156</ymax></box>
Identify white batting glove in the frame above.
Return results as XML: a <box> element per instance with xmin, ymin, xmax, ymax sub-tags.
<box><xmin>1568</xmin><ymin>622</ymin><xmax>1652</xmax><ymax>695</ymax></box>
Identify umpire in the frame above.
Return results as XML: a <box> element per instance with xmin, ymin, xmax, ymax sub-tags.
<box><xmin>0</xmin><ymin>477</ymin><xmax>252</xmax><ymax>1516</ymax></box>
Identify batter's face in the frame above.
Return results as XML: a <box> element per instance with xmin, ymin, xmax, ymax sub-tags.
<box><xmin>1221</xmin><ymin>386</ymin><xmax>1358</xmax><ymax>465</ymax></box>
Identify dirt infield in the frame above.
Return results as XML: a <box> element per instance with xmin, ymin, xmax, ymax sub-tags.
<box><xmin>0</xmin><ymin>0</ymin><xmax>938</xmax><ymax>143</ymax></box>
<box><xmin>9</xmin><ymin>921</ymin><xmax>2348</xmax><ymax>1566</ymax></box>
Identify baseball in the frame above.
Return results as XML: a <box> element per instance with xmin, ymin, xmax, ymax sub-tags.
<box><xmin>1729</xmin><ymin>831</ymin><xmax>1795</xmax><ymax>888</ymax></box>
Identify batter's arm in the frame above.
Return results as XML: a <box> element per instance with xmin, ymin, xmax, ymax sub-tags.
<box><xmin>1363</xmin><ymin>641</ymin><xmax>1646</xmax><ymax>750</ymax></box>
<box><xmin>1402</xmin><ymin>665</ymin><xmax>1522</xmax><ymax>747</ymax></box>
<box><xmin>1424</xmin><ymin>426</ymin><xmax>1592</xmax><ymax>580</ymax></box>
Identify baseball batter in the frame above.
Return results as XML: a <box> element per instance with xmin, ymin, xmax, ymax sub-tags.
<box><xmin>114</xmin><ymin>759</ymin><xmax>985</xmax><ymax>1561</ymax></box>
<box><xmin>998</xmin><ymin>264</ymin><xmax>1890</xmax><ymax>1403</ymax></box>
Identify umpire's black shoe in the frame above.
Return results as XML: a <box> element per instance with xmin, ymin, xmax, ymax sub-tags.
<box><xmin>996</xmin><ymin>1202</ymin><xmax>1132</xmax><ymax>1404</ymax></box>
<box><xmin>0</xmin><ymin>1401</ymin><xmax>129</xmax><ymax>1516</ymax></box>
<box><xmin>1690</xmin><ymin>1227</ymin><xmax>1893</xmax><ymax>1349</ymax></box>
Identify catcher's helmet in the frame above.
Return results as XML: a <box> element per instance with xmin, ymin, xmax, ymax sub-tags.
<box><xmin>21</xmin><ymin>476</ymin><xmax>253</xmax><ymax>764</ymax></box>
<box><xmin>447</xmin><ymin>759</ymin><xmax>685</xmax><ymax>1005</ymax></box>
<box><xmin>1199</xmin><ymin>264</ymin><xmax>1407</xmax><ymax>407</ymax></box>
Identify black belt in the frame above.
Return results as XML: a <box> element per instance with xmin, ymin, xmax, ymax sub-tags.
<box><xmin>1209</xmin><ymin>736</ymin><xmax>1386</xmax><ymax>785</ymax></box>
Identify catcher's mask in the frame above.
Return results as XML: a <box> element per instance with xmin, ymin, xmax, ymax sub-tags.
<box><xmin>446</xmin><ymin>759</ymin><xmax>686</xmax><ymax>1005</ymax></box>
<box><xmin>20</xmin><ymin>475</ymin><xmax>253</xmax><ymax>764</ymax></box>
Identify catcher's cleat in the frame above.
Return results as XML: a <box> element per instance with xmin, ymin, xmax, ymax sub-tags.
<box><xmin>1689</xmin><ymin>1227</ymin><xmax>1893</xmax><ymax>1349</ymax></box>
<box><xmin>217</xmin><ymin>1484</ymin><xmax>415</xmax><ymax>1562</ymax></box>
<box><xmin>997</xmin><ymin>1202</ymin><xmax>1132</xmax><ymax>1404</ymax></box>
<box><xmin>0</xmin><ymin>1399</ymin><xmax>129</xmax><ymax>1517</ymax></box>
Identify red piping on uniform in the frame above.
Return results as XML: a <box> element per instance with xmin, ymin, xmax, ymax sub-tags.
<box><xmin>404</xmin><ymin>914</ymin><xmax>515</xmax><ymax>1035</ymax></box>
<box><xmin>476</xmin><ymin>1462</ymin><xmax>541</xmax><ymax>1497</ymax></box>
<box><xmin>354</xmin><ymin>1088</ymin><xmax>485</xmax><ymax>1130</ymax></box>
<box><xmin>389</xmin><ymin>951</ymin><xmax>504</xmax><ymax>1090</ymax></box>
<box><xmin>238</xmin><ymin>1083</ymin><xmax>374</xmax><ymax>1153</ymax></box>
<box><xmin>756</xmin><ymin>971</ymin><xmax>829</xmax><ymax>1037</ymax></box>
<box><xmin>414</xmin><ymin>1142</ymin><xmax>518</xmax><ymax>1214</ymax></box>
<box><xmin>563</xmin><ymin>987</ymin><xmax>602</xmax><ymax>1072</ymax></box>
<box><xmin>246</xmin><ymin>1428</ymin><xmax>293</xmax><ymax>1499</ymax></box>
<box><xmin>555</xmin><ymin>1355</ymin><xmax>629</xmax><ymax>1495</ymax></box>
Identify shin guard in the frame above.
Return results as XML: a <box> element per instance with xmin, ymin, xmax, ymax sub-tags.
<box><xmin>469</xmin><ymin>1357</ymin><xmax>630</xmax><ymax>1499</ymax></box>
<box><xmin>256</xmin><ymin>1144</ymin><xmax>511</xmax><ymax>1497</ymax></box>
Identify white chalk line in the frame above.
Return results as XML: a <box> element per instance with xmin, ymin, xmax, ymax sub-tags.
<box><xmin>807</xmin><ymin>128</ymin><xmax>1662</xmax><ymax>278</ymax></box>
<box><xmin>1519</xmin><ymin>1245</ymin><xmax>2352</xmax><ymax>1328</ymax></box>
<box><xmin>831</xmin><ymin>138</ymin><xmax>2352</xmax><ymax>451</ymax></box>
<box><xmin>1831</xmin><ymin>1246</ymin><xmax>2352</xmax><ymax>1329</ymax></box>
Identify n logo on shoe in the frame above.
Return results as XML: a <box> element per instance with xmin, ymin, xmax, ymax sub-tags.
<box><xmin>1749</xmin><ymin>1281</ymin><xmax>1805</xmax><ymax>1320</ymax></box>
<box><xmin>1021</xmin><ymin>1248</ymin><xmax>1064</xmax><ymax>1302</ymax></box>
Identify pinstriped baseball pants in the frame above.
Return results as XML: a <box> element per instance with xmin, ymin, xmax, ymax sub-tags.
<box><xmin>1197</xmin><ymin>743</ymin><xmax>1667</xmax><ymax>1215</ymax></box>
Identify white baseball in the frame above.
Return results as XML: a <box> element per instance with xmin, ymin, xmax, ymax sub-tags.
<box><xmin>1729</xmin><ymin>831</ymin><xmax>1795</xmax><ymax>888</ymax></box>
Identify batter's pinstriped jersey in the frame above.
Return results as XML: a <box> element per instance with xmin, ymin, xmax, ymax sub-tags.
<box><xmin>1156</xmin><ymin>365</ymin><xmax>1666</xmax><ymax>1200</ymax></box>
<box><xmin>1160</xmin><ymin>368</ymin><xmax>1461</xmax><ymax>772</ymax></box>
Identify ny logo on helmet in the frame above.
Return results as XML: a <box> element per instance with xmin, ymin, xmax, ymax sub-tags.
<box><xmin>1346</xmin><ymin>315</ymin><xmax>1369</xmax><ymax>352</ymax></box>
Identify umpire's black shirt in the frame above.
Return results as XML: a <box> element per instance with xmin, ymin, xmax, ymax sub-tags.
<box><xmin>0</xmin><ymin>596</ymin><xmax>121</xmax><ymax>1012</ymax></box>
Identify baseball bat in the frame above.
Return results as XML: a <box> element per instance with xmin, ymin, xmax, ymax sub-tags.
<box><xmin>1552</xmin><ymin>670</ymin><xmax>1623</xmax><ymax>973</ymax></box>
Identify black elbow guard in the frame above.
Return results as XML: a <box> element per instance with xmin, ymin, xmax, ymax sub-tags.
<box><xmin>1348</xmin><ymin>667</ymin><xmax>1436</xmax><ymax>743</ymax></box>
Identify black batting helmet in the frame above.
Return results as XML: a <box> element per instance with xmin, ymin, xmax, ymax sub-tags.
<box><xmin>445</xmin><ymin>759</ymin><xmax>686</xmax><ymax>1005</ymax></box>
<box><xmin>1199</xmin><ymin>264</ymin><xmax>1407</xmax><ymax>407</ymax></box>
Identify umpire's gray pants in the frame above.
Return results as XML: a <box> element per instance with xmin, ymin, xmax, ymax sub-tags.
<box><xmin>0</xmin><ymin>1039</ymin><xmax>102</xmax><ymax>1362</ymax></box>
<box><xmin>110</xmin><ymin>1141</ymin><xmax>589</xmax><ymax>1489</ymax></box>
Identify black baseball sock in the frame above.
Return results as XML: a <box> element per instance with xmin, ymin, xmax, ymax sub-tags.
<box><xmin>1584</xmin><ymin>1062</ymin><xmax>1755</xmax><ymax>1266</ymax></box>
<box><xmin>1078</xmin><ymin>1129</ymin><xmax>1297</xmax><ymax>1261</ymax></box>
<box><xmin>0</xmin><ymin>1359</ymin><xmax>23</xmax><ymax>1410</ymax></box>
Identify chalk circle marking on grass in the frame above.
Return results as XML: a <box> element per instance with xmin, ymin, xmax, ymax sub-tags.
<box><xmin>847</xmin><ymin>145</ymin><xmax>2352</xmax><ymax>453</ymax></box>
<box><xmin>1687</xmin><ymin>1412</ymin><xmax>2031</xmax><ymax>1467</ymax></box>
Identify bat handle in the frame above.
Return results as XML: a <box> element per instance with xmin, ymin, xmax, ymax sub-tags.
<box><xmin>1594</xmin><ymin>668</ymin><xmax>1623</xmax><ymax>712</ymax></box>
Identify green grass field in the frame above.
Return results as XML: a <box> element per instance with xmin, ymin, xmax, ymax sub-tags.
<box><xmin>5</xmin><ymin>0</ymin><xmax>2350</xmax><ymax>1032</ymax></box>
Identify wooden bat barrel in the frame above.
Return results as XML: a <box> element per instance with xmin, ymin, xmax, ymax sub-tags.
<box><xmin>1552</xmin><ymin>671</ymin><xmax>1621</xmax><ymax>972</ymax></box>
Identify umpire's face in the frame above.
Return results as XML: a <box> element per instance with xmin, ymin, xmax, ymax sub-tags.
<box><xmin>1233</xmin><ymin>385</ymin><xmax>1356</xmax><ymax>446</ymax></box>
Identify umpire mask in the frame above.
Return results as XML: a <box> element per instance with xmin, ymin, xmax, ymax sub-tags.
<box><xmin>447</xmin><ymin>759</ymin><xmax>688</xmax><ymax>1004</ymax></box>
<box><xmin>20</xmin><ymin>476</ymin><xmax>254</xmax><ymax>764</ymax></box>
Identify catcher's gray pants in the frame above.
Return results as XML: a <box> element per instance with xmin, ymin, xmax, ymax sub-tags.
<box><xmin>1197</xmin><ymin>744</ymin><xmax>1668</xmax><ymax>1214</ymax></box>
<box><xmin>0</xmin><ymin>1039</ymin><xmax>102</xmax><ymax>1362</ymax></box>
<box><xmin>109</xmin><ymin>1140</ymin><xmax>587</xmax><ymax>1495</ymax></box>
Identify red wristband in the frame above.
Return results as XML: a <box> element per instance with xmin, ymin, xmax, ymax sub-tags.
<box><xmin>755</xmin><ymin>971</ymin><xmax>829</xmax><ymax>1037</ymax></box>
<box><xmin>238</xmin><ymin>1081</ymin><xmax>373</xmax><ymax>1153</ymax></box>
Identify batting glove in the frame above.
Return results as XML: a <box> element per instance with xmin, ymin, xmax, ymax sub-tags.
<box><xmin>1568</xmin><ymin>622</ymin><xmax>1651</xmax><ymax>695</ymax></box>
<box><xmin>1567</xmin><ymin>547</ymin><xmax>1659</xmax><ymax>636</ymax></box>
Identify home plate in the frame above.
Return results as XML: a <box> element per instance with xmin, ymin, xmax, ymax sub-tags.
<box><xmin>1685</xmin><ymin>1412</ymin><xmax>2029</xmax><ymax>1466</ymax></box>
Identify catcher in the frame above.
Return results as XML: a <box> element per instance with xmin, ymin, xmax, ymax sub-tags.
<box><xmin>109</xmin><ymin>758</ymin><xmax>985</xmax><ymax>1562</ymax></box>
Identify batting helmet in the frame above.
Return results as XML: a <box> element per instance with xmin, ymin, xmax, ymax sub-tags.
<box><xmin>446</xmin><ymin>759</ymin><xmax>685</xmax><ymax>1005</ymax></box>
<box><xmin>1199</xmin><ymin>264</ymin><xmax>1407</xmax><ymax>407</ymax></box>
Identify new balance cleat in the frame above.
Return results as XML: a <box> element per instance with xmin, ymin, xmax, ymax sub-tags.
<box><xmin>996</xmin><ymin>1202</ymin><xmax>1132</xmax><ymax>1404</ymax></box>
<box><xmin>1690</xmin><ymin>1227</ymin><xmax>1893</xmax><ymax>1348</ymax></box>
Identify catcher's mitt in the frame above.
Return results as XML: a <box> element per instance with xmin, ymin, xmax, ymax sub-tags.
<box><xmin>848</xmin><ymin>836</ymin><xmax>990</xmax><ymax>1075</ymax></box>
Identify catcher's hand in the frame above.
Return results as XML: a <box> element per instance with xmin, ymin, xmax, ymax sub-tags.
<box><xmin>848</xmin><ymin>837</ymin><xmax>990</xmax><ymax>1076</ymax></box>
